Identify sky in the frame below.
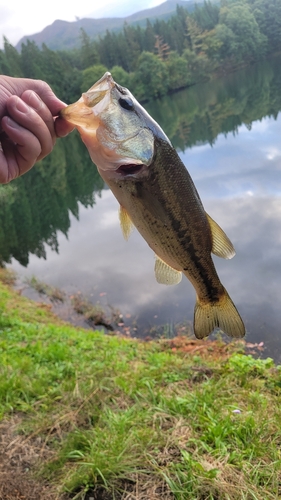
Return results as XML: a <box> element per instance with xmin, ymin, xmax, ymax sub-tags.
<box><xmin>0</xmin><ymin>0</ymin><xmax>164</xmax><ymax>49</ymax></box>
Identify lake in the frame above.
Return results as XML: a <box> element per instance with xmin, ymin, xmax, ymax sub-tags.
<box><xmin>3</xmin><ymin>54</ymin><xmax>281</xmax><ymax>360</ymax></box>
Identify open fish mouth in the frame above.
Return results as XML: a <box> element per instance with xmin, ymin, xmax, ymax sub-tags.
<box><xmin>116</xmin><ymin>164</ymin><xmax>145</xmax><ymax>176</ymax></box>
<box><xmin>60</xmin><ymin>72</ymin><xmax>114</xmax><ymax>126</ymax></box>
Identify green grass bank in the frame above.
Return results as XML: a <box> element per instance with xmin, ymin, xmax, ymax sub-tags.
<box><xmin>0</xmin><ymin>269</ymin><xmax>280</xmax><ymax>500</ymax></box>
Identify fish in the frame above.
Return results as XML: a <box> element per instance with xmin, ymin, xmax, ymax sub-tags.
<box><xmin>60</xmin><ymin>72</ymin><xmax>245</xmax><ymax>339</ymax></box>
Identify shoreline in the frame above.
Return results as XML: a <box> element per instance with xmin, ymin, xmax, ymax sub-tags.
<box><xmin>0</xmin><ymin>267</ymin><xmax>279</xmax><ymax>500</ymax></box>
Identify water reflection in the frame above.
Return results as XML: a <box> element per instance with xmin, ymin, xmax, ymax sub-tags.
<box><xmin>0</xmin><ymin>132</ymin><xmax>104</xmax><ymax>266</ymax></box>
<box><xmin>4</xmin><ymin>54</ymin><xmax>281</xmax><ymax>359</ymax></box>
<box><xmin>146</xmin><ymin>54</ymin><xmax>281</xmax><ymax>150</ymax></box>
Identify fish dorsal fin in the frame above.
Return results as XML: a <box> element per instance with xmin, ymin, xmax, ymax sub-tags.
<box><xmin>119</xmin><ymin>205</ymin><xmax>134</xmax><ymax>240</ymax></box>
<box><xmin>206</xmin><ymin>213</ymin><xmax>235</xmax><ymax>260</ymax></box>
<box><xmin>154</xmin><ymin>256</ymin><xmax>182</xmax><ymax>285</ymax></box>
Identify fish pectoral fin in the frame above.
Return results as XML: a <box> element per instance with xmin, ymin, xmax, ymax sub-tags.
<box><xmin>154</xmin><ymin>256</ymin><xmax>182</xmax><ymax>285</ymax></box>
<box><xmin>206</xmin><ymin>212</ymin><xmax>235</xmax><ymax>260</ymax></box>
<box><xmin>119</xmin><ymin>205</ymin><xmax>134</xmax><ymax>240</ymax></box>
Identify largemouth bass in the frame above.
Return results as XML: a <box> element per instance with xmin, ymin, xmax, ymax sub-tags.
<box><xmin>60</xmin><ymin>72</ymin><xmax>245</xmax><ymax>339</ymax></box>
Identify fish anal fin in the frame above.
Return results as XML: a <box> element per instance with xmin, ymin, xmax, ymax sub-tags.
<box><xmin>194</xmin><ymin>287</ymin><xmax>245</xmax><ymax>339</ymax></box>
<box><xmin>119</xmin><ymin>206</ymin><xmax>134</xmax><ymax>240</ymax></box>
<box><xmin>154</xmin><ymin>256</ymin><xmax>182</xmax><ymax>285</ymax></box>
<box><xmin>206</xmin><ymin>213</ymin><xmax>235</xmax><ymax>260</ymax></box>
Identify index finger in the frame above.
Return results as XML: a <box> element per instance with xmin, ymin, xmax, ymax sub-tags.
<box><xmin>21</xmin><ymin>90</ymin><xmax>57</xmax><ymax>143</ymax></box>
<box><xmin>1</xmin><ymin>77</ymin><xmax>65</xmax><ymax>117</ymax></box>
<box><xmin>21</xmin><ymin>89</ymin><xmax>74</xmax><ymax>138</ymax></box>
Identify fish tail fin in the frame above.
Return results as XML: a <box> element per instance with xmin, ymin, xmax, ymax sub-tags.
<box><xmin>194</xmin><ymin>287</ymin><xmax>245</xmax><ymax>339</ymax></box>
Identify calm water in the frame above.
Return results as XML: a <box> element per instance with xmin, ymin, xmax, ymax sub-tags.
<box><xmin>4</xmin><ymin>55</ymin><xmax>281</xmax><ymax>360</ymax></box>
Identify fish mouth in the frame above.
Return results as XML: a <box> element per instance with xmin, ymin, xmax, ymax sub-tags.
<box><xmin>82</xmin><ymin>72</ymin><xmax>114</xmax><ymax>108</ymax></box>
<box><xmin>59</xmin><ymin>72</ymin><xmax>114</xmax><ymax>126</ymax></box>
<box><xmin>116</xmin><ymin>164</ymin><xmax>145</xmax><ymax>176</ymax></box>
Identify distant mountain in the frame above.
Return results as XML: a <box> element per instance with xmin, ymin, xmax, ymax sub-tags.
<box><xmin>16</xmin><ymin>0</ymin><xmax>197</xmax><ymax>51</ymax></box>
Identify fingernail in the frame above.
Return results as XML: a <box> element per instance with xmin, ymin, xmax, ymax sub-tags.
<box><xmin>15</xmin><ymin>97</ymin><xmax>29</xmax><ymax>113</ymax></box>
<box><xmin>26</xmin><ymin>91</ymin><xmax>43</xmax><ymax>111</ymax></box>
<box><xmin>5</xmin><ymin>117</ymin><xmax>20</xmax><ymax>129</ymax></box>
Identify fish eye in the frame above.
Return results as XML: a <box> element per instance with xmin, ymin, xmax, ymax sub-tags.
<box><xmin>118</xmin><ymin>97</ymin><xmax>134</xmax><ymax>111</ymax></box>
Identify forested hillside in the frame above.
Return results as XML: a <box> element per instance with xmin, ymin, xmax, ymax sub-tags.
<box><xmin>1</xmin><ymin>0</ymin><xmax>281</xmax><ymax>104</ymax></box>
<box><xmin>15</xmin><ymin>0</ymin><xmax>197</xmax><ymax>51</ymax></box>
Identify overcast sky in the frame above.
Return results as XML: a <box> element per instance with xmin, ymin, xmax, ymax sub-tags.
<box><xmin>0</xmin><ymin>0</ymin><xmax>163</xmax><ymax>49</ymax></box>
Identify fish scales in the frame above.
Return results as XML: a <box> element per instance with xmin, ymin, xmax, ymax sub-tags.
<box><xmin>60</xmin><ymin>72</ymin><xmax>245</xmax><ymax>340</ymax></box>
<box><xmin>107</xmin><ymin>136</ymin><xmax>224</xmax><ymax>305</ymax></box>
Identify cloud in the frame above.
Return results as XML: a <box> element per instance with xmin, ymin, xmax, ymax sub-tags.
<box><xmin>87</xmin><ymin>0</ymin><xmax>162</xmax><ymax>18</ymax></box>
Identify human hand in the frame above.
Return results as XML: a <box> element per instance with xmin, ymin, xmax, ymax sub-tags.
<box><xmin>0</xmin><ymin>76</ymin><xmax>74</xmax><ymax>183</ymax></box>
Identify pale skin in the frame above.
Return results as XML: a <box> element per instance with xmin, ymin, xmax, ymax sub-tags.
<box><xmin>0</xmin><ymin>76</ymin><xmax>74</xmax><ymax>184</ymax></box>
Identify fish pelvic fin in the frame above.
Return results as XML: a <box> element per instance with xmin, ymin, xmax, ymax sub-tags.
<box><xmin>154</xmin><ymin>256</ymin><xmax>182</xmax><ymax>285</ymax></box>
<box><xmin>119</xmin><ymin>205</ymin><xmax>134</xmax><ymax>240</ymax></box>
<box><xmin>194</xmin><ymin>287</ymin><xmax>245</xmax><ymax>339</ymax></box>
<box><xmin>206</xmin><ymin>213</ymin><xmax>235</xmax><ymax>260</ymax></box>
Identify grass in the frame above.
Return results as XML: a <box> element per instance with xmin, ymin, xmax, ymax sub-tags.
<box><xmin>0</xmin><ymin>268</ymin><xmax>280</xmax><ymax>499</ymax></box>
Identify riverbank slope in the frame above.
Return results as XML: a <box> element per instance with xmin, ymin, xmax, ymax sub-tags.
<box><xmin>0</xmin><ymin>268</ymin><xmax>280</xmax><ymax>500</ymax></box>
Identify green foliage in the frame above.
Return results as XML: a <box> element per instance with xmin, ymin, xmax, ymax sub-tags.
<box><xmin>132</xmin><ymin>51</ymin><xmax>169</xmax><ymax>100</ymax></box>
<box><xmin>2</xmin><ymin>0</ymin><xmax>281</xmax><ymax>104</ymax></box>
<box><xmin>110</xmin><ymin>65</ymin><xmax>131</xmax><ymax>88</ymax></box>
<box><xmin>0</xmin><ymin>279</ymin><xmax>280</xmax><ymax>498</ymax></box>
<box><xmin>1</xmin><ymin>51</ymin><xmax>281</xmax><ymax>267</ymax></box>
<box><xmin>182</xmin><ymin>48</ymin><xmax>213</xmax><ymax>84</ymax></box>
<box><xmin>20</xmin><ymin>40</ymin><xmax>44</xmax><ymax>80</ymax></box>
<box><xmin>3</xmin><ymin>37</ymin><xmax>23</xmax><ymax>77</ymax></box>
<box><xmin>219</xmin><ymin>3</ymin><xmax>267</xmax><ymax>63</ymax></box>
<box><xmin>81</xmin><ymin>64</ymin><xmax>108</xmax><ymax>92</ymax></box>
<box><xmin>193</xmin><ymin>1</ymin><xmax>220</xmax><ymax>31</ymax></box>
<box><xmin>250</xmin><ymin>0</ymin><xmax>281</xmax><ymax>51</ymax></box>
<box><xmin>60</xmin><ymin>67</ymin><xmax>83</xmax><ymax>103</ymax></box>
<box><xmin>166</xmin><ymin>52</ymin><xmax>192</xmax><ymax>91</ymax></box>
<box><xmin>145</xmin><ymin>53</ymin><xmax>281</xmax><ymax>150</ymax></box>
<box><xmin>79</xmin><ymin>28</ymin><xmax>99</xmax><ymax>69</ymax></box>
<box><xmin>228</xmin><ymin>354</ymin><xmax>274</xmax><ymax>376</ymax></box>
<box><xmin>0</xmin><ymin>49</ymin><xmax>11</xmax><ymax>75</ymax></box>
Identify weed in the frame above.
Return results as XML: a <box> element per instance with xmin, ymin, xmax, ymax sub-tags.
<box><xmin>26</xmin><ymin>275</ymin><xmax>65</xmax><ymax>302</ymax></box>
<box><xmin>71</xmin><ymin>293</ymin><xmax>122</xmax><ymax>330</ymax></box>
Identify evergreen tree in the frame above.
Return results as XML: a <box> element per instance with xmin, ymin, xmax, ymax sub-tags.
<box><xmin>185</xmin><ymin>17</ymin><xmax>203</xmax><ymax>54</ymax></box>
<box><xmin>154</xmin><ymin>35</ymin><xmax>171</xmax><ymax>61</ymax></box>
<box><xmin>79</xmin><ymin>28</ymin><xmax>99</xmax><ymax>69</ymax></box>
<box><xmin>3</xmin><ymin>37</ymin><xmax>23</xmax><ymax>77</ymax></box>
<box><xmin>60</xmin><ymin>68</ymin><xmax>83</xmax><ymax>103</ymax></box>
<box><xmin>40</xmin><ymin>44</ymin><xmax>71</xmax><ymax>95</ymax></box>
<box><xmin>98</xmin><ymin>30</ymin><xmax>119</xmax><ymax>69</ymax></box>
<box><xmin>193</xmin><ymin>1</ymin><xmax>220</xmax><ymax>31</ymax></box>
<box><xmin>21</xmin><ymin>40</ymin><xmax>45</xmax><ymax>79</ymax></box>
<box><xmin>143</xmin><ymin>20</ymin><xmax>156</xmax><ymax>52</ymax></box>
<box><xmin>0</xmin><ymin>49</ymin><xmax>11</xmax><ymax>75</ymax></box>
<box><xmin>123</xmin><ymin>23</ymin><xmax>142</xmax><ymax>71</ymax></box>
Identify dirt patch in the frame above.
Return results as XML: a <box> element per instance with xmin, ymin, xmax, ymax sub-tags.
<box><xmin>0</xmin><ymin>418</ymin><xmax>60</xmax><ymax>500</ymax></box>
<box><xmin>0</xmin><ymin>419</ymin><xmax>174</xmax><ymax>500</ymax></box>
<box><xmin>160</xmin><ymin>335</ymin><xmax>264</xmax><ymax>360</ymax></box>
<box><xmin>81</xmin><ymin>474</ymin><xmax>174</xmax><ymax>500</ymax></box>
